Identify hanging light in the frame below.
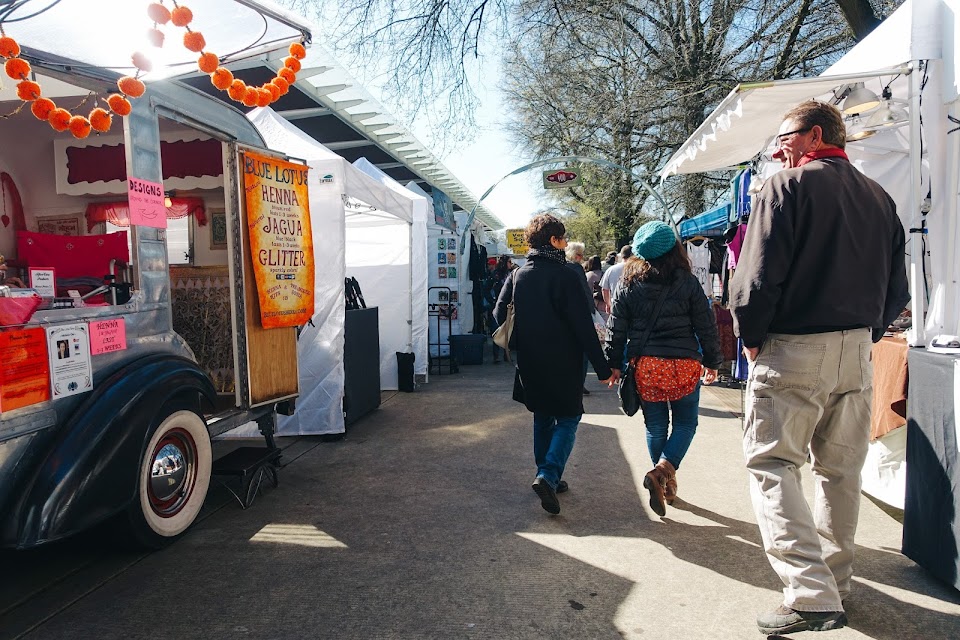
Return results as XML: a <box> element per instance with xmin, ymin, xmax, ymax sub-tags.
<box><xmin>865</xmin><ymin>102</ymin><xmax>908</xmax><ymax>129</ymax></box>
<box><xmin>164</xmin><ymin>191</ymin><xmax>173</xmax><ymax>208</ymax></box>
<box><xmin>842</xmin><ymin>84</ymin><xmax>881</xmax><ymax>115</ymax></box>
<box><xmin>864</xmin><ymin>87</ymin><xmax>908</xmax><ymax>130</ymax></box>
<box><xmin>845</xmin><ymin>115</ymin><xmax>876</xmax><ymax>142</ymax></box>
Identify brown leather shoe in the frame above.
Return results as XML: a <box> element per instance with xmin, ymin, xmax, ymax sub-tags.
<box><xmin>643</xmin><ymin>468</ymin><xmax>667</xmax><ymax>517</ymax></box>
<box><xmin>657</xmin><ymin>459</ymin><xmax>677</xmax><ymax>505</ymax></box>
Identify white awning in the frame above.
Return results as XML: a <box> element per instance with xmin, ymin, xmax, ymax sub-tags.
<box><xmin>3</xmin><ymin>0</ymin><xmax>310</xmax><ymax>79</ymax></box>
<box><xmin>658</xmin><ymin>69</ymin><xmax>909</xmax><ymax>180</ymax></box>
<box><xmin>659</xmin><ymin>0</ymin><xmax>945</xmax><ymax>180</ymax></box>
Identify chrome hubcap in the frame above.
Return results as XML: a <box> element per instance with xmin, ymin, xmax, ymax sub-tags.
<box><xmin>148</xmin><ymin>428</ymin><xmax>197</xmax><ymax>517</ymax></box>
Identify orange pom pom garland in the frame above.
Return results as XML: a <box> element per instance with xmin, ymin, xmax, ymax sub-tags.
<box><xmin>183</xmin><ymin>31</ymin><xmax>205</xmax><ymax>53</ymax></box>
<box><xmin>89</xmin><ymin>108</ymin><xmax>113</xmax><ymax>132</ymax></box>
<box><xmin>107</xmin><ymin>94</ymin><xmax>133</xmax><ymax>116</ymax></box>
<box><xmin>171</xmin><ymin>5</ymin><xmax>193</xmax><ymax>27</ymax></box>
<box><xmin>147</xmin><ymin>2</ymin><xmax>172</xmax><ymax>24</ymax></box>
<box><xmin>198</xmin><ymin>52</ymin><xmax>219</xmax><ymax>74</ymax></box>
<box><xmin>69</xmin><ymin>115</ymin><xmax>92</xmax><ymax>139</ymax></box>
<box><xmin>118</xmin><ymin>76</ymin><xmax>146</xmax><ymax>98</ymax></box>
<box><xmin>242</xmin><ymin>87</ymin><xmax>259</xmax><ymax>107</ymax></box>
<box><xmin>146</xmin><ymin>28</ymin><xmax>165</xmax><ymax>48</ymax></box>
<box><xmin>16</xmin><ymin>80</ymin><xmax>41</xmax><ymax>101</ymax></box>
<box><xmin>289</xmin><ymin>42</ymin><xmax>306</xmax><ymax>60</ymax></box>
<box><xmin>227</xmin><ymin>79</ymin><xmax>247</xmax><ymax>101</ymax></box>
<box><xmin>48</xmin><ymin>108</ymin><xmax>72</xmax><ymax>132</ymax></box>
<box><xmin>0</xmin><ymin>36</ymin><xmax>20</xmax><ymax>58</ymax></box>
<box><xmin>4</xmin><ymin>57</ymin><xmax>30</xmax><ymax>80</ymax></box>
<box><xmin>31</xmin><ymin>98</ymin><xmax>56</xmax><ymax>121</ymax></box>
<box><xmin>132</xmin><ymin>52</ymin><xmax>153</xmax><ymax>73</ymax></box>
<box><xmin>210</xmin><ymin>67</ymin><xmax>234</xmax><ymax>90</ymax></box>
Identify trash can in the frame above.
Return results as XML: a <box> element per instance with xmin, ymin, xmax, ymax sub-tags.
<box><xmin>449</xmin><ymin>334</ymin><xmax>486</xmax><ymax>365</ymax></box>
<box><xmin>396</xmin><ymin>351</ymin><xmax>416</xmax><ymax>392</ymax></box>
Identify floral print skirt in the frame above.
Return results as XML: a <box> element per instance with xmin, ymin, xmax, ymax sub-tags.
<box><xmin>631</xmin><ymin>356</ymin><xmax>702</xmax><ymax>402</ymax></box>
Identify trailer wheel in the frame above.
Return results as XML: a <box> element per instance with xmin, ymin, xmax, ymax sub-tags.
<box><xmin>128</xmin><ymin>404</ymin><xmax>211</xmax><ymax>548</ymax></box>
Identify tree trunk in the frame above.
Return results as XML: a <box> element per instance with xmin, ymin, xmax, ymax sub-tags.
<box><xmin>834</xmin><ymin>0</ymin><xmax>882</xmax><ymax>41</ymax></box>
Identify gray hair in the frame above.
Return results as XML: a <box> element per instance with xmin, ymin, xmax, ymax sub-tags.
<box><xmin>619</xmin><ymin>245</ymin><xmax>633</xmax><ymax>260</ymax></box>
<box><xmin>565</xmin><ymin>241</ymin><xmax>585</xmax><ymax>261</ymax></box>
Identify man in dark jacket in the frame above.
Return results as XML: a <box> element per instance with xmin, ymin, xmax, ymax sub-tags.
<box><xmin>729</xmin><ymin>101</ymin><xmax>909</xmax><ymax>635</ymax></box>
<box><xmin>495</xmin><ymin>214</ymin><xmax>615</xmax><ymax>515</ymax></box>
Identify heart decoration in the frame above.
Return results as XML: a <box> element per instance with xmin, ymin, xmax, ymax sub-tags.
<box><xmin>1</xmin><ymin>214</ymin><xmax>9</xmax><ymax>227</ymax></box>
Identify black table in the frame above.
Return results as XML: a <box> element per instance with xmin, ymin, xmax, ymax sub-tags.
<box><xmin>903</xmin><ymin>347</ymin><xmax>960</xmax><ymax>590</ymax></box>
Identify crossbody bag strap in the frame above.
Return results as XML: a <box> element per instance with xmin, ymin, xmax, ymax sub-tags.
<box><xmin>634</xmin><ymin>275</ymin><xmax>673</xmax><ymax>355</ymax></box>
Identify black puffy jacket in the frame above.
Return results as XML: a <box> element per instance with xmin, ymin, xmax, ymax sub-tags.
<box><xmin>604</xmin><ymin>270</ymin><xmax>723</xmax><ymax>371</ymax></box>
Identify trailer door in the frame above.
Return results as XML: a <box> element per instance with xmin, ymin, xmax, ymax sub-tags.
<box><xmin>227</xmin><ymin>145</ymin><xmax>313</xmax><ymax>407</ymax></box>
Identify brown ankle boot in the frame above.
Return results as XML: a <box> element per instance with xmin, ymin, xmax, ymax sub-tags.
<box><xmin>643</xmin><ymin>467</ymin><xmax>667</xmax><ymax>517</ymax></box>
<box><xmin>657</xmin><ymin>460</ymin><xmax>677</xmax><ymax>505</ymax></box>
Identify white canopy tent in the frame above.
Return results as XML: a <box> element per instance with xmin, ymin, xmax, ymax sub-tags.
<box><xmin>659</xmin><ymin>0</ymin><xmax>960</xmax><ymax>347</ymax></box>
<box><xmin>246</xmin><ymin>107</ymin><xmax>420</xmax><ymax>435</ymax></box>
<box><xmin>659</xmin><ymin>0</ymin><xmax>960</xmax><ymax>509</ymax></box>
<box><xmin>353</xmin><ymin>158</ymin><xmax>429</xmax><ymax>381</ymax></box>
<box><xmin>405</xmin><ymin>180</ymin><xmax>507</xmax><ymax>355</ymax></box>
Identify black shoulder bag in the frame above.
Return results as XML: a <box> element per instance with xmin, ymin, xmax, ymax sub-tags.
<box><xmin>619</xmin><ymin>278</ymin><xmax>673</xmax><ymax>417</ymax></box>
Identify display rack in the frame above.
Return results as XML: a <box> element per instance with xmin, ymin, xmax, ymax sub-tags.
<box><xmin>428</xmin><ymin>286</ymin><xmax>457</xmax><ymax>375</ymax></box>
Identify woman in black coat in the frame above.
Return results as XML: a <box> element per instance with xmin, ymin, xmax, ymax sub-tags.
<box><xmin>604</xmin><ymin>221</ymin><xmax>722</xmax><ymax>518</ymax></box>
<box><xmin>495</xmin><ymin>214</ymin><xmax>615</xmax><ymax>515</ymax></box>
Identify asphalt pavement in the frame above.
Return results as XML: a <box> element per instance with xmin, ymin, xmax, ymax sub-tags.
<box><xmin>1</xmin><ymin>357</ymin><xmax>958</xmax><ymax>639</ymax></box>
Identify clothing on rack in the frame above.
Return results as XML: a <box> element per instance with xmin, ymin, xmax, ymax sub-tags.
<box><xmin>687</xmin><ymin>241</ymin><xmax>711</xmax><ymax>298</ymax></box>
<box><xmin>714</xmin><ymin>305</ymin><xmax>737</xmax><ymax>362</ymax></box>
<box><xmin>726</xmin><ymin>224</ymin><xmax>748</xmax><ymax>270</ymax></box>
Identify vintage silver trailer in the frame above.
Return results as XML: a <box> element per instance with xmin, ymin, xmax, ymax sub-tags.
<box><xmin>0</xmin><ymin>0</ymin><xmax>313</xmax><ymax>548</ymax></box>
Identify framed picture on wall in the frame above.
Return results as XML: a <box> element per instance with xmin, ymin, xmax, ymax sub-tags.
<box><xmin>210</xmin><ymin>210</ymin><xmax>227</xmax><ymax>250</ymax></box>
<box><xmin>37</xmin><ymin>215</ymin><xmax>81</xmax><ymax>236</ymax></box>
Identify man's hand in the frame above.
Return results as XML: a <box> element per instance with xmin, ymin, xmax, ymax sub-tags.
<box><xmin>702</xmin><ymin>368</ymin><xmax>718</xmax><ymax>384</ymax></box>
<box><xmin>743</xmin><ymin>346</ymin><xmax>760</xmax><ymax>362</ymax></box>
<box><xmin>603</xmin><ymin>368</ymin><xmax>621</xmax><ymax>387</ymax></box>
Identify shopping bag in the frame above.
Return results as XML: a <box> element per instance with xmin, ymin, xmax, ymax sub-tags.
<box><xmin>618</xmin><ymin>361</ymin><xmax>642</xmax><ymax>417</ymax></box>
<box><xmin>492</xmin><ymin>303</ymin><xmax>513</xmax><ymax>350</ymax></box>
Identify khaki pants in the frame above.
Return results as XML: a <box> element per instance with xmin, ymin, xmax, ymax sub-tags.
<box><xmin>743</xmin><ymin>329</ymin><xmax>872</xmax><ymax>612</ymax></box>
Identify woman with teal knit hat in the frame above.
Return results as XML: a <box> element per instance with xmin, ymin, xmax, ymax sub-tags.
<box><xmin>603</xmin><ymin>221</ymin><xmax>722</xmax><ymax>517</ymax></box>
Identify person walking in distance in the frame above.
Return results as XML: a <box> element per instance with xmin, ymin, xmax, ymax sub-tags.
<box><xmin>604</xmin><ymin>222</ymin><xmax>721</xmax><ymax>517</ymax></box>
<box><xmin>565</xmin><ymin>240</ymin><xmax>597</xmax><ymax>395</ymax></box>
<box><xmin>495</xmin><ymin>214</ymin><xmax>616</xmax><ymax>515</ymax></box>
<box><xmin>599</xmin><ymin>244</ymin><xmax>633</xmax><ymax>315</ymax></box>
<box><xmin>729</xmin><ymin>101</ymin><xmax>909</xmax><ymax>635</ymax></box>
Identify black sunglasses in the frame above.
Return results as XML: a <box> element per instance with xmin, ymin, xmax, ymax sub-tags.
<box><xmin>775</xmin><ymin>127</ymin><xmax>812</xmax><ymax>148</ymax></box>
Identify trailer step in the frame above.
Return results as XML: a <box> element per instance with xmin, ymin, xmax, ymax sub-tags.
<box><xmin>211</xmin><ymin>447</ymin><xmax>281</xmax><ymax>509</ymax></box>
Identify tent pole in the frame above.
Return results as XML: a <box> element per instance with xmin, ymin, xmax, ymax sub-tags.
<box><xmin>944</xmin><ymin>100</ymin><xmax>960</xmax><ymax>337</ymax></box>
<box><xmin>907</xmin><ymin>61</ymin><xmax>926</xmax><ymax>346</ymax></box>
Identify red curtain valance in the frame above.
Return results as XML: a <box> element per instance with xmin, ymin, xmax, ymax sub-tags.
<box><xmin>84</xmin><ymin>197</ymin><xmax>206</xmax><ymax>232</ymax></box>
<box><xmin>66</xmin><ymin>138</ymin><xmax>223</xmax><ymax>185</ymax></box>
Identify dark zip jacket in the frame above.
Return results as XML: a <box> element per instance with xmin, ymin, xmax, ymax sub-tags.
<box><xmin>729</xmin><ymin>157</ymin><xmax>909</xmax><ymax>347</ymax></box>
<box><xmin>604</xmin><ymin>270</ymin><xmax>722</xmax><ymax>371</ymax></box>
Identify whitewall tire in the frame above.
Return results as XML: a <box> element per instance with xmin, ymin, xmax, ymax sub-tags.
<box><xmin>130</xmin><ymin>407</ymin><xmax>211</xmax><ymax>547</ymax></box>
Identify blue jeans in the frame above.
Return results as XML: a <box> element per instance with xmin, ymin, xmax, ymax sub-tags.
<box><xmin>641</xmin><ymin>384</ymin><xmax>701</xmax><ymax>469</ymax></box>
<box><xmin>532</xmin><ymin>413</ymin><xmax>582</xmax><ymax>488</ymax></box>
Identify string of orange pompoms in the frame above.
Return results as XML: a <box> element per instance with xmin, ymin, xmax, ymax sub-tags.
<box><xmin>1</xmin><ymin>26</ymin><xmax>122</xmax><ymax>138</ymax></box>
<box><xmin>145</xmin><ymin>1</ymin><xmax>305</xmax><ymax>108</ymax></box>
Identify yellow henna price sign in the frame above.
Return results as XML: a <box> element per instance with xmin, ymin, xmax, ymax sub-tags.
<box><xmin>243</xmin><ymin>150</ymin><xmax>315</xmax><ymax>329</ymax></box>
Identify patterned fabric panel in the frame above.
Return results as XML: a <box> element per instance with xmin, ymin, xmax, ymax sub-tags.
<box><xmin>170</xmin><ymin>265</ymin><xmax>234</xmax><ymax>393</ymax></box>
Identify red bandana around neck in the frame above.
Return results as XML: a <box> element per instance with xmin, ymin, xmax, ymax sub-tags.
<box><xmin>797</xmin><ymin>147</ymin><xmax>849</xmax><ymax>167</ymax></box>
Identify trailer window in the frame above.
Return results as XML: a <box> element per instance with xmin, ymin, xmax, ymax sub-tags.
<box><xmin>106</xmin><ymin>217</ymin><xmax>192</xmax><ymax>265</ymax></box>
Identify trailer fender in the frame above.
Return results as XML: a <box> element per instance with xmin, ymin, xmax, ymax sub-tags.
<box><xmin>15</xmin><ymin>354</ymin><xmax>216</xmax><ymax>547</ymax></box>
